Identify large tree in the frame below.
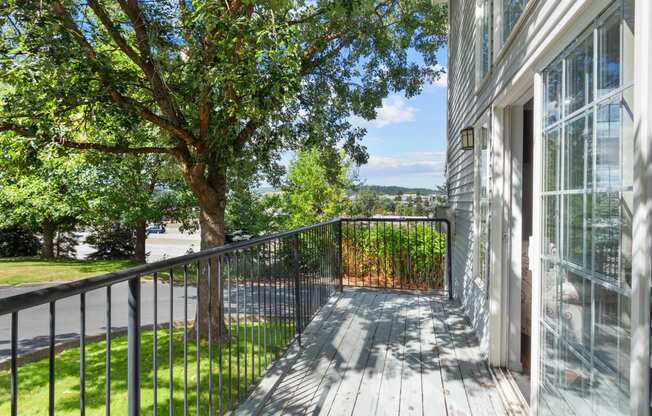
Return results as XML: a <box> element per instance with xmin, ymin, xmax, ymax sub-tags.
<box><xmin>0</xmin><ymin>0</ymin><xmax>447</xmax><ymax>339</ymax></box>
<box><xmin>0</xmin><ymin>141</ymin><xmax>88</xmax><ymax>258</ymax></box>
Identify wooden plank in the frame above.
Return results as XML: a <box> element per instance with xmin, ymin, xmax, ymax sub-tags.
<box><xmin>399</xmin><ymin>294</ymin><xmax>423</xmax><ymax>416</ymax></box>
<box><xmin>303</xmin><ymin>291</ymin><xmax>383</xmax><ymax>415</ymax></box>
<box><xmin>282</xmin><ymin>290</ymin><xmax>377</xmax><ymax>415</ymax></box>
<box><xmin>350</xmin><ymin>292</ymin><xmax>403</xmax><ymax>416</ymax></box>
<box><xmin>259</xmin><ymin>291</ymin><xmax>361</xmax><ymax>415</ymax></box>
<box><xmin>238</xmin><ymin>293</ymin><xmax>344</xmax><ymax>416</ymax></box>
<box><xmin>374</xmin><ymin>293</ymin><xmax>408</xmax><ymax>416</ymax></box>
<box><xmin>427</xmin><ymin>295</ymin><xmax>473</xmax><ymax>416</ymax></box>
<box><xmin>431</xmin><ymin>294</ymin><xmax>502</xmax><ymax>416</ymax></box>
<box><xmin>435</xmin><ymin>294</ymin><xmax>504</xmax><ymax>416</ymax></box>
<box><xmin>328</xmin><ymin>292</ymin><xmax>391</xmax><ymax>416</ymax></box>
<box><xmin>419</xmin><ymin>294</ymin><xmax>448</xmax><ymax>416</ymax></box>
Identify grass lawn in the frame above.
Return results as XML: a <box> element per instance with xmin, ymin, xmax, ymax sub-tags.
<box><xmin>0</xmin><ymin>322</ymin><xmax>293</xmax><ymax>415</ymax></box>
<box><xmin>0</xmin><ymin>257</ymin><xmax>138</xmax><ymax>285</ymax></box>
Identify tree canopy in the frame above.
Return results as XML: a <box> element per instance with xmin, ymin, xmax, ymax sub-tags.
<box><xmin>0</xmin><ymin>0</ymin><xmax>448</xmax><ymax>249</ymax></box>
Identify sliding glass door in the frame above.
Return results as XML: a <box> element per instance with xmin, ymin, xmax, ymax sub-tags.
<box><xmin>539</xmin><ymin>2</ymin><xmax>634</xmax><ymax>415</ymax></box>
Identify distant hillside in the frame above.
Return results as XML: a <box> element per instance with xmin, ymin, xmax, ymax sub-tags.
<box><xmin>356</xmin><ymin>185</ymin><xmax>437</xmax><ymax>195</ymax></box>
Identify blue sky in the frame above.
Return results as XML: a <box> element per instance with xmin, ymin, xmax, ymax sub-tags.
<box><xmin>352</xmin><ymin>47</ymin><xmax>448</xmax><ymax>189</ymax></box>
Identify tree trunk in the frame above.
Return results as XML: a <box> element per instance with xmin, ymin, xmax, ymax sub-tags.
<box><xmin>134</xmin><ymin>220</ymin><xmax>147</xmax><ymax>263</ymax></box>
<box><xmin>42</xmin><ymin>220</ymin><xmax>55</xmax><ymax>259</ymax></box>
<box><xmin>185</xmin><ymin>164</ymin><xmax>230</xmax><ymax>344</ymax></box>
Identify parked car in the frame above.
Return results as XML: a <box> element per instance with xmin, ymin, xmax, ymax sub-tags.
<box><xmin>146</xmin><ymin>224</ymin><xmax>166</xmax><ymax>235</ymax></box>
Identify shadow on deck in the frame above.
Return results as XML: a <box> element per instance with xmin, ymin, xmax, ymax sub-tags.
<box><xmin>236</xmin><ymin>288</ymin><xmax>507</xmax><ymax>416</ymax></box>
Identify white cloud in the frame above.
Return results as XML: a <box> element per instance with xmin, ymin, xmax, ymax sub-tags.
<box><xmin>374</xmin><ymin>96</ymin><xmax>417</xmax><ymax>127</ymax></box>
<box><xmin>356</xmin><ymin>152</ymin><xmax>447</xmax><ymax>187</ymax></box>
<box><xmin>352</xmin><ymin>95</ymin><xmax>418</xmax><ymax>129</ymax></box>
<box><xmin>359</xmin><ymin>152</ymin><xmax>446</xmax><ymax>177</ymax></box>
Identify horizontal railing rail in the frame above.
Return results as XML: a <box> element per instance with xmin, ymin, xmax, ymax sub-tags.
<box><xmin>0</xmin><ymin>217</ymin><xmax>450</xmax><ymax>416</ymax></box>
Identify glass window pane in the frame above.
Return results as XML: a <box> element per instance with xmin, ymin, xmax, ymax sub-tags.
<box><xmin>598</xmin><ymin>10</ymin><xmax>621</xmax><ymax>97</ymax></box>
<box><xmin>564</xmin><ymin>194</ymin><xmax>585</xmax><ymax>267</ymax></box>
<box><xmin>564</xmin><ymin>113</ymin><xmax>593</xmax><ymax>190</ymax></box>
<box><xmin>560</xmin><ymin>343</ymin><xmax>592</xmax><ymax>414</ymax></box>
<box><xmin>593</xmin><ymin>287</ymin><xmax>630</xmax><ymax>416</ymax></box>
<box><xmin>621</xmin><ymin>190</ymin><xmax>632</xmax><ymax>287</ymax></box>
<box><xmin>481</xmin><ymin>0</ymin><xmax>492</xmax><ymax>77</ymax></box>
<box><xmin>622</xmin><ymin>0</ymin><xmax>635</xmax><ymax>86</ymax></box>
<box><xmin>593</xmin><ymin>192</ymin><xmax>621</xmax><ymax>279</ymax></box>
<box><xmin>565</xmin><ymin>34</ymin><xmax>594</xmax><ymax>115</ymax></box>
<box><xmin>561</xmin><ymin>271</ymin><xmax>591</xmax><ymax>350</ymax></box>
<box><xmin>540</xmin><ymin>325</ymin><xmax>568</xmax><ymax>416</ymax></box>
<box><xmin>544</xmin><ymin>61</ymin><xmax>562</xmax><ymax>126</ymax></box>
<box><xmin>543</xmin><ymin>195</ymin><xmax>558</xmax><ymax>257</ymax></box>
<box><xmin>503</xmin><ymin>0</ymin><xmax>528</xmax><ymax>41</ymax></box>
<box><xmin>621</xmin><ymin>88</ymin><xmax>634</xmax><ymax>187</ymax></box>
<box><xmin>544</xmin><ymin>129</ymin><xmax>560</xmax><ymax>191</ymax></box>
<box><xmin>542</xmin><ymin>260</ymin><xmax>560</xmax><ymax>327</ymax></box>
<box><xmin>596</xmin><ymin>97</ymin><xmax>621</xmax><ymax>189</ymax></box>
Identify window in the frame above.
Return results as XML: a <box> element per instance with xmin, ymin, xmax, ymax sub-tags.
<box><xmin>502</xmin><ymin>0</ymin><xmax>528</xmax><ymax>42</ymax></box>
<box><xmin>480</xmin><ymin>0</ymin><xmax>493</xmax><ymax>79</ymax></box>
<box><xmin>539</xmin><ymin>2</ymin><xmax>634</xmax><ymax>415</ymax></box>
<box><xmin>476</xmin><ymin>122</ymin><xmax>491</xmax><ymax>283</ymax></box>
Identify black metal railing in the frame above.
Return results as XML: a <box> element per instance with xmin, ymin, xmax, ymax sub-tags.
<box><xmin>341</xmin><ymin>218</ymin><xmax>451</xmax><ymax>291</ymax></box>
<box><xmin>0</xmin><ymin>217</ymin><xmax>450</xmax><ymax>416</ymax></box>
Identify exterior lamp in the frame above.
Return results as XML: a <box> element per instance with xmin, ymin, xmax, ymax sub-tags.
<box><xmin>460</xmin><ymin>127</ymin><xmax>474</xmax><ymax>150</ymax></box>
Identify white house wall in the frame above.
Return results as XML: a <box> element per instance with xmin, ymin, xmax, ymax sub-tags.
<box><xmin>447</xmin><ymin>0</ymin><xmax>619</xmax><ymax>357</ymax></box>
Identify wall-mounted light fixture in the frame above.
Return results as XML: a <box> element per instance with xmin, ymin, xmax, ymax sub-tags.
<box><xmin>460</xmin><ymin>127</ymin><xmax>474</xmax><ymax>150</ymax></box>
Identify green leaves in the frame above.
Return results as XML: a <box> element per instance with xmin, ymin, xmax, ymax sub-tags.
<box><xmin>0</xmin><ymin>0</ymin><xmax>447</xmax><ymax>247</ymax></box>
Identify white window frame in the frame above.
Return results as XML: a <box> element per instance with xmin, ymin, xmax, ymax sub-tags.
<box><xmin>474</xmin><ymin>112</ymin><xmax>492</xmax><ymax>288</ymax></box>
<box><xmin>475</xmin><ymin>0</ymin><xmax>494</xmax><ymax>87</ymax></box>
<box><xmin>529</xmin><ymin>1</ymin><xmax>647</xmax><ymax>415</ymax></box>
<box><xmin>494</xmin><ymin>0</ymin><xmax>536</xmax><ymax>59</ymax></box>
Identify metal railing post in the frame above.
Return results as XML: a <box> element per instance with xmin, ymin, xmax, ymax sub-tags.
<box><xmin>338</xmin><ymin>219</ymin><xmax>344</xmax><ymax>291</ymax></box>
<box><xmin>128</xmin><ymin>276</ymin><xmax>141</xmax><ymax>416</ymax></box>
<box><xmin>292</xmin><ymin>234</ymin><xmax>302</xmax><ymax>346</ymax></box>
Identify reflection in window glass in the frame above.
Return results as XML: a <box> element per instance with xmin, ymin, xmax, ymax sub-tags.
<box><xmin>564</xmin><ymin>114</ymin><xmax>593</xmax><ymax>191</ymax></box>
<box><xmin>598</xmin><ymin>11</ymin><xmax>621</xmax><ymax>97</ymax></box>
<box><xmin>480</xmin><ymin>0</ymin><xmax>492</xmax><ymax>78</ymax></box>
<box><xmin>565</xmin><ymin>34</ymin><xmax>593</xmax><ymax>115</ymax></box>
<box><xmin>561</xmin><ymin>271</ymin><xmax>591</xmax><ymax>349</ymax></box>
<box><xmin>544</xmin><ymin>129</ymin><xmax>559</xmax><ymax>191</ymax></box>
<box><xmin>544</xmin><ymin>61</ymin><xmax>562</xmax><ymax>126</ymax></box>
<box><xmin>478</xmin><ymin>126</ymin><xmax>491</xmax><ymax>282</ymax></box>
<box><xmin>543</xmin><ymin>196</ymin><xmax>558</xmax><ymax>257</ymax></box>
<box><xmin>502</xmin><ymin>0</ymin><xmax>528</xmax><ymax>42</ymax></box>
<box><xmin>593</xmin><ymin>286</ymin><xmax>630</xmax><ymax>415</ymax></box>
<box><xmin>560</xmin><ymin>344</ymin><xmax>592</xmax><ymax>414</ymax></box>
<box><xmin>540</xmin><ymin>325</ymin><xmax>565</xmax><ymax>416</ymax></box>
<box><xmin>593</xmin><ymin>192</ymin><xmax>621</xmax><ymax>279</ymax></box>
<box><xmin>539</xmin><ymin>3</ymin><xmax>633</xmax><ymax>415</ymax></box>
<box><xmin>596</xmin><ymin>98</ymin><xmax>621</xmax><ymax>189</ymax></box>
<box><xmin>564</xmin><ymin>195</ymin><xmax>585</xmax><ymax>267</ymax></box>
<box><xmin>542</xmin><ymin>261</ymin><xmax>559</xmax><ymax>326</ymax></box>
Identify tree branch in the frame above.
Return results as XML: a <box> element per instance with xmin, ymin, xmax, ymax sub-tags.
<box><xmin>234</xmin><ymin>119</ymin><xmax>258</xmax><ymax>151</ymax></box>
<box><xmin>87</xmin><ymin>0</ymin><xmax>142</xmax><ymax>67</ymax></box>
<box><xmin>50</xmin><ymin>0</ymin><xmax>198</xmax><ymax>147</ymax></box>
<box><xmin>0</xmin><ymin>122</ymin><xmax>177</xmax><ymax>155</ymax></box>
<box><xmin>116</xmin><ymin>0</ymin><xmax>185</xmax><ymax>125</ymax></box>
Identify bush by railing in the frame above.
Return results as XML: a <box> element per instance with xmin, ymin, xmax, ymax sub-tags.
<box><xmin>342</xmin><ymin>218</ymin><xmax>448</xmax><ymax>290</ymax></box>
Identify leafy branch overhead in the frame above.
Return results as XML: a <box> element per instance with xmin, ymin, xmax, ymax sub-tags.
<box><xmin>0</xmin><ymin>0</ymin><xmax>447</xmax><ymax>248</ymax></box>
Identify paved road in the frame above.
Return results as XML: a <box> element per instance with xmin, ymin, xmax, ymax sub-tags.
<box><xmin>0</xmin><ymin>281</ymin><xmax>324</xmax><ymax>360</ymax></box>
<box><xmin>76</xmin><ymin>223</ymin><xmax>201</xmax><ymax>262</ymax></box>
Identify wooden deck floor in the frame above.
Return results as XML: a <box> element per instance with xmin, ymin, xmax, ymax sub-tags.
<box><xmin>237</xmin><ymin>288</ymin><xmax>506</xmax><ymax>416</ymax></box>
